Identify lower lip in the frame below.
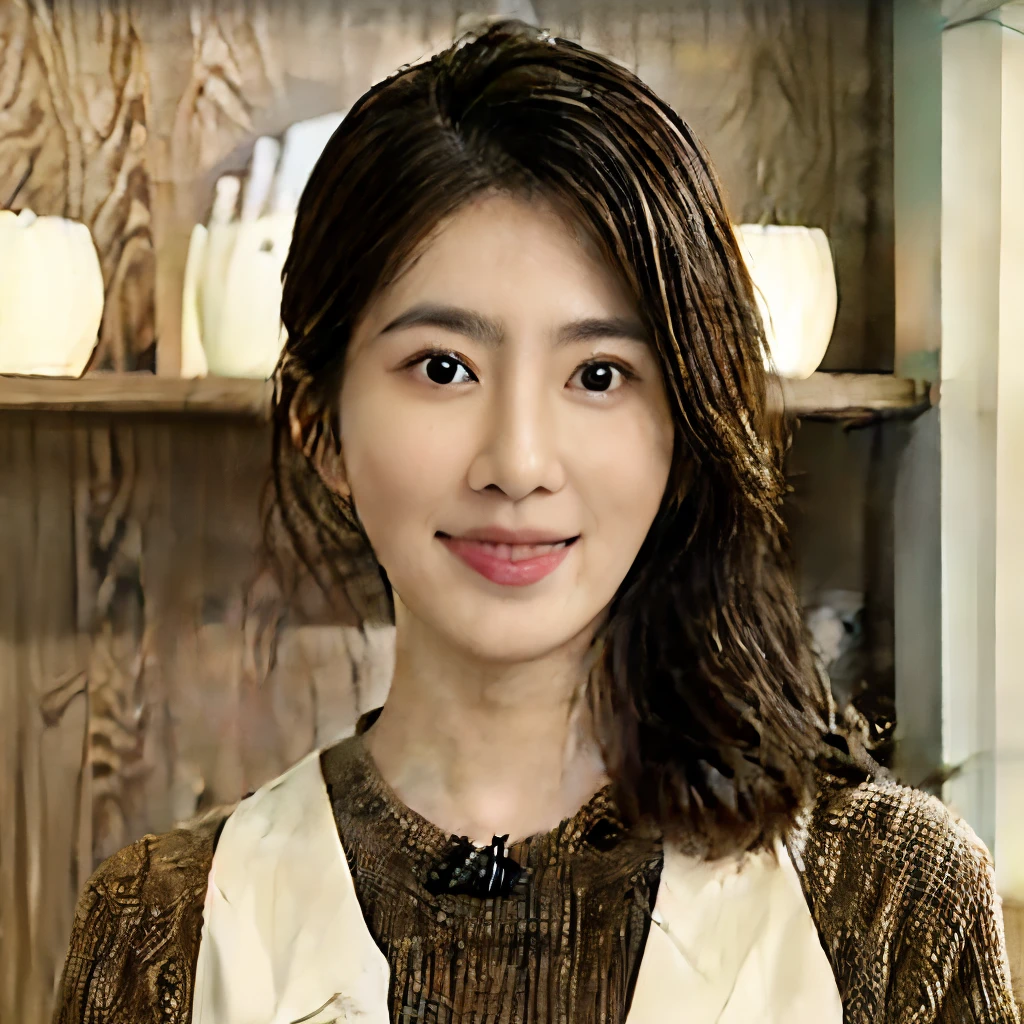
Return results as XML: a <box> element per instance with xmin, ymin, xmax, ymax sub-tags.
<box><xmin>438</xmin><ymin>535</ymin><xmax>577</xmax><ymax>586</ymax></box>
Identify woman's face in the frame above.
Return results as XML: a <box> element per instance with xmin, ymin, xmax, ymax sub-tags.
<box><xmin>335</xmin><ymin>193</ymin><xmax>675</xmax><ymax>664</ymax></box>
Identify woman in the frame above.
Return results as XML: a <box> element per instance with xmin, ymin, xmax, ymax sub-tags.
<box><xmin>55</xmin><ymin>19</ymin><xmax>1020</xmax><ymax>1024</ymax></box>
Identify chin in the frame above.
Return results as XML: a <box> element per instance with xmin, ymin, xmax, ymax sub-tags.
<box><xmin>459</xmin><ymin>635</ymin><xmax>567</xmax><ymax>666</ymax></box>
<box><xmin>443</xmin><ymin>599</ymin><xmax>604</xmax><ymax>665</ymax></box>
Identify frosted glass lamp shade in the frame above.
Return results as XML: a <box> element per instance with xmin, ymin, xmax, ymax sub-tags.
<box><xmin>0</xmin><ymin>209</ymin><xmax>104</xmax><ymax>376</ymax></box>
<box><xmin>208</xmin><ymin>212</ymin><xmax>293</xmax><ymax>378</ymax></box>
<box><xmin>182</xmin><ymin>211</ymin><xmax>294</xmax><ymax>379</ymax></box>
<box><xmin>733</xmin><ymin>224</ymin><xmax>838</xmax><ymax>380</ymax></box>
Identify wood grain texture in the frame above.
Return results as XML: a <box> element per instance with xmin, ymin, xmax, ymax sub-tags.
<box><xmin>779</xmin><ymin>372</ymin><xmax>925</xmax><ymax>417</ymax></box>
<box><xmin>0</xmin><ymin>0</ymin><xmax>155</xmax><ymax>371</ymax></box>
<box><xmin>0</xmin><ymin>415</ymin><xmax>392</xmax><ymax>1024</ymax></box>
<box><xmin>138</xmin><ymin>0</ymin><xmax>465</xmax><ymax>376</ymax></box>
<box><xmin>0</xmin><ymin>419</ymin><xmax>85</xmax><ymax>1024</ymax></box>
<box><xmin>0</xmin><ymin>2</ymin><xmax>899</xmax><ymax>1019</ymax></box>
<box><xmin>131</xmin><ymin>0</ymin><xmax>892</xmax><ymax>376</ymax></box>
<box><xmin>551</xmin><ymin>0</ymin><xmax>895</xmax><ymax>371</ymax></box>
<box><xmin>0</xmin><ymin>0</ymin><xmax>892</xmax><ymax>376</ymax></box>
<box><xmin>0</xmin><ymin>373</ymin><xmax>274</xmax><ymax>415</ymax></box>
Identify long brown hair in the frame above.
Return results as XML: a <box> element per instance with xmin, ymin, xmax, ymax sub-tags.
<box><xmin>270</xmin><ymin>19</ymin><xmax>832</xmax><ymax>859</ymax></box>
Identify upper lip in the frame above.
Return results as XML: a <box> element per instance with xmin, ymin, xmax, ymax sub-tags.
<box><xmin>440</xmin><ymin>526</ymin><xmax>578</xmax><ymax>545</ymax></box>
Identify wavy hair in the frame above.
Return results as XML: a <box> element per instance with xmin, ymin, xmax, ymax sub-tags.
<box><xmin>270</xmin><ymin>19</ymin><xmax>833</xmax><ymax>859</ymax></box>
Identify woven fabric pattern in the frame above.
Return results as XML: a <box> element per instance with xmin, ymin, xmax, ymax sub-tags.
<box><xmin>53</xmin><ymin>741</ymin><xmax>1022</xmax><ymax>1023</ymax></box>
<box><xmin>321</xmin><ymin>728</ymin><xmax>663</xmax><ymax>1024</ymax></box>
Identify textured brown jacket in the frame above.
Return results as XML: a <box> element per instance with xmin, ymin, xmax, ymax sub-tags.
<box><xmin>53</xmin><ymin>744</ymin><xmax>1022</xmax><ymax>1024</ymax></box>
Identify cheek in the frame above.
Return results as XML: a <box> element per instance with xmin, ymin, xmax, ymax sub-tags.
<box><xmin>576</xmin><ymin>403</ymin><xmax>674</xmax><ymax>532</ymax></box>
<box><xmin>341</xmin><ymin>395</ymin><xmax>467</xmax><ymax>540</ymax></box>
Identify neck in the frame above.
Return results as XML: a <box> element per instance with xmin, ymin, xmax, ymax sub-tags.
<box><xmin>361</xmin><ymin>602</ymin><xmax>610</xmax><ymax>846</ymax></box>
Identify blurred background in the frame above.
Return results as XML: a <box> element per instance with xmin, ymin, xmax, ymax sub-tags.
<box><xmin>0</xmin><ymin>0</ymin><xmax>1021</xmax><ymax>1017</ymax></box>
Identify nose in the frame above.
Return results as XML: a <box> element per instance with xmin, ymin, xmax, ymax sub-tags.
<box><xmin>465</xmin><ymin>366</ymin><xmax>567</xmax><ymax>502</ymax></box>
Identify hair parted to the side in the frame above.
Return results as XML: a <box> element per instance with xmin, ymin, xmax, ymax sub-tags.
<box><xmin>269</xmin><ymin>18</ymin><xmax>834</xmax><ymax>859</ymax></box>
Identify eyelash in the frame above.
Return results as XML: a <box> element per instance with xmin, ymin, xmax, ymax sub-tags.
<box><xmin>402</xmin><ymin>347</ymin><xmax>639</xmax><ymax>393</ymax></box>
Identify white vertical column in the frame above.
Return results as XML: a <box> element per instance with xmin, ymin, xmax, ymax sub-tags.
<box><xmin>995</xmin><ymin>1</ymin><xmax>1024</xmax><ymax>902</ymax></box>
<box><xmin>893</xmin><ymin>0</ymin><xmax>945</xmax><ymax>792</ymax></box>
<box><xmin>939</xmin><ymin>16</ymin><xmax>1003</xmax><ymax>848</ymax></box>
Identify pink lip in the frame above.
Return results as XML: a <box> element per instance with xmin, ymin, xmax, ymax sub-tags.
<box><xmin>452</xmin><ymin>525</ymin><xmax>575</xmax><ymax>545</ymax></box>
<box><xmin>438</xmin><ymin>535</ymin><xmax>577</xmax><ymax>586</ymax></box>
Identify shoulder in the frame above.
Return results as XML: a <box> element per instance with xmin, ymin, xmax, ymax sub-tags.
<box><xmin>85</xmin><ymin>811</ymin><xmax>224</xmax><ymax>910</ymax></box>
<box><xmin>54</xmin><ymin>810</ymin><xmax>229</xmax><ymax>1024</ymax></box>
<box><xmin>791</xmin><ymin>762</ymin><xmax>995</xmax><ymax>944</ymax></box>
<box><xmin>797</xmin><ymin>765</ymin><xmax>993</xmax><ymax>895</ymax></box>
<box><xmin>786</xmin><ymin>757</ymin><xmax>1021</xmax><ymax>1021</ymax></box>
<box><xmin>70</xmin><ymin>811</ymin><xmax>227</xmax><ymax>939</ymax></box>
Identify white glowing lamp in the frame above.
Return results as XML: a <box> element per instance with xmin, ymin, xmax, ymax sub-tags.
<box><xmin>733</xmin><ymin>224</ymin><xmax>838</xmax><ymax>380</ymax></box>
<box><xmin>0</xmin><ymin>209</ymin><xmax>104</xmax><ymax>376</ymax></box>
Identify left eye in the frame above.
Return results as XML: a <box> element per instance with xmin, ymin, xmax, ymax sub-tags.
<box><xmin>570</xmin><ymin>361</ymin><xmax>628</xmax><ymax>394</ymax></box>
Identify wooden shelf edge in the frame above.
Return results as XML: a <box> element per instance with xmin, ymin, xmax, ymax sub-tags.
<box><xmin>0</xmin><ymin>374</ymin><xmax>273</xmax><ymax>417</ymax></box>
<box><xmin>778</xmin><ymin>372</ymin><xmax>928</xmax><ymax>418</ymax></box>
<box><xmin>0</xmin><ymin>371</ymin><xmax>928</xmax><ymax>419</ymax></box>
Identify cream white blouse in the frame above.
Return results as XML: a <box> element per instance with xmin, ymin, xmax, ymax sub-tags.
<box><xmin>190</xmin><ymin>746</ymin><xmax>844</xmax><ymax>1024</ymax></box>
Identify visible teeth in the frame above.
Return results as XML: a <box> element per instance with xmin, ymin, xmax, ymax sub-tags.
<box><xmin>478</xmin><ymin>540</ymin><xmax>569</xmax><ymax>562</ymax></box>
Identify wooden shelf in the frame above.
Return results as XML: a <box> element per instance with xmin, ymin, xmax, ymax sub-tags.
<box><xmin>778</xmin><ymin>372</ymin><xmax>927</xmax><ymax>418</ymax></box>
<box><xmin>0</xmin><ymin>374</ymin><xmax>273</xmax><ymax>417</ymax></box>
<box><xmin>0</xmin><ymin>371</ymin><xmax>928</xmax><ymax>419</ymax></box>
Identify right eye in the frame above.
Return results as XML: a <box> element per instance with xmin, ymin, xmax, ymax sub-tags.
<box><xmin>409</xmin><ymin>349</ymin><xmax>478</xmax><ymax>386</ymax></box>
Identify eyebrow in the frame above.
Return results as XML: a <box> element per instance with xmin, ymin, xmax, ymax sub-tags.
<box><xmin>377</xmin><ymin>302</ymin><xmax>650</xmax><ymax>348</ymax></box>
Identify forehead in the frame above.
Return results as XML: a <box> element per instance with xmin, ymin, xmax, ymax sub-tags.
<box><xmin>355</xmin><ymin>193</ymin><xmax>639</xmax><ymax>338</ymax></box>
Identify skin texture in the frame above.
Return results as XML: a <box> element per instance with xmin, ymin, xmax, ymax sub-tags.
<box><xmin>317</xmin><ymin>193</ymin><xmax>675</xmax><ymax>845</ymax></box>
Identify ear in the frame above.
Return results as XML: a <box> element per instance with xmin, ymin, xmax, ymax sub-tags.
<box><xmin>288</xmin><ymin>377</ymin><xmax>350</xmax><ymax>499</ymax></box>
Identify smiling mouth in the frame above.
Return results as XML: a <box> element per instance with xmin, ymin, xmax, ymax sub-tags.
<box><xmin>435</xmin><ymin>533</ymin><xmax>579</xmax><ymax>563</ymax></box>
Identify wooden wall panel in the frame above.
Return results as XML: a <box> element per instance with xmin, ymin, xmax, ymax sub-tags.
<box><xmin>0</xmin><ymin>416</ymin><xmax>390</xmax><ymax>1023</ymax></box>
<box><xmin>134</xmin><ymin>0</ymin><xmax>895</xmax><ymax>377</ymax></box>
<box><xmin>0</xmin><ymin>0</ymin><xmax>155</xmax><ymax>370</ymax></box>
<box><xmin>545</xmin><ymin>0</ymin><xmax>894</xmax><ymax>370</ymax></box>
<box><xmin>138</xmin><ymin>0</ymin><xmax>469</xmax><ymax>375</ymax></box>
<box><xmin>0</xmin><ymin>420</ymin><xmax>84</xmax><ymax>1024</ymax></box>
<box><xmin>0</xmin><ymin>0</ymin><xmax>893</xmax><ymax>378</ymax></box>
<box><xmin>0</xmin><ymin>1</ymin><xmax>896</xmax><ymax>1019</ymax></box>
